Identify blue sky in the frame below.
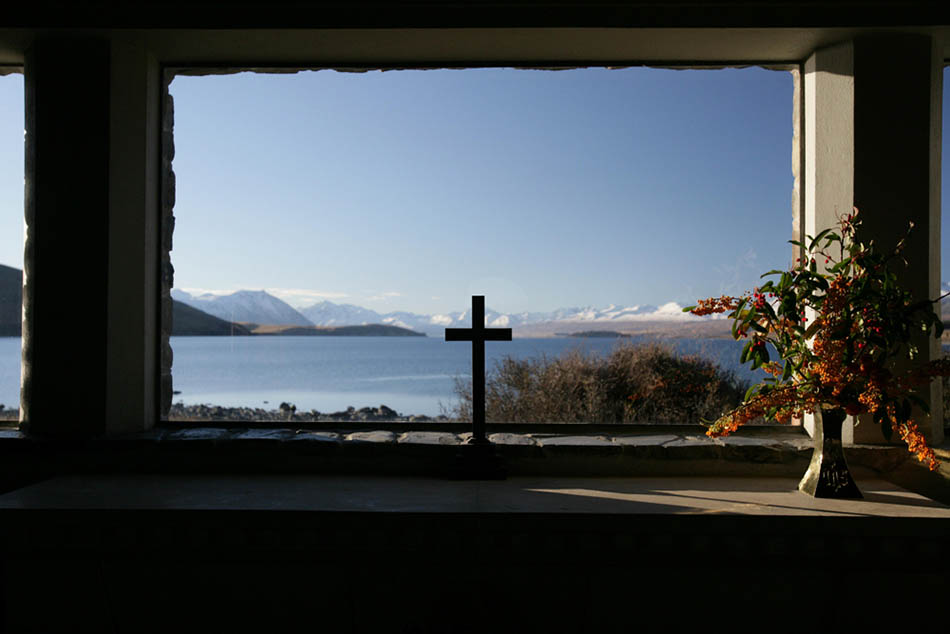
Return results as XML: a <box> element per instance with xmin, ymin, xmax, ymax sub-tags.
<box><xmin>1</xmin><ymin>67</ymin><xmax>948</xmax><ymax>314</ymax></box>
<box><xmin>169</xmin><ymin>67</ymin><xmax>794</xmax><ymax>314</ymax></box>
<box><xmin>0</xmin><ymin>73</ymin><xmax>23</xmax><ymax>274</ymax></box>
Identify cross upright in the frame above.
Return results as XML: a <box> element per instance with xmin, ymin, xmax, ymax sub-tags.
<box><xmin>445</xmin><ymin>295</ymin><xmax>512</xmax><ymax>445</ymax></box>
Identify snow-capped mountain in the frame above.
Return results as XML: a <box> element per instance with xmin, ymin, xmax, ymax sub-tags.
<box><xmin>299</xmin><ymin>301</ymin><xmax>384</xmax><ymax>326</ymax></box>
<box><xmin>172</xmin><ymin>288</ymin><xmax>723</xmax><ymax>335</ymax></box>
<box><xmin>172</xmin><ymin>289</ymin><xmax>313</xmax><ymax>326</ymax></box>
<box><xmin>298</xmin><ymin>299</ymin><xmax>713</xmax><ymax>336</ymax></box>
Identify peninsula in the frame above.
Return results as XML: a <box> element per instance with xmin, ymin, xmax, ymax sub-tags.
<box><xmin>556</xmin><ymin>330</ymin><xmax>632</xmax><ymax>339</ymax></box>
<box><xmin>239</xmin><ymin>323</ymin><xmax>425</xmax><ymax>337</ymax></box>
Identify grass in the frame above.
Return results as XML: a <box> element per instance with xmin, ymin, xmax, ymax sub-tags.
<box><xmin>450</xmin><ymin>342</ymin><xmax>749</xmax><ymax>424</ymax></box>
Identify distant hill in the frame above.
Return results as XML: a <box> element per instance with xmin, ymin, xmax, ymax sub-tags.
<box><xmin>556</xmin><ymin>330</ymin><xmax>632</xmax><ymax>338</ymax></box>
<box><xmin>172</xmin><ymin>300</ymin><xmax>252</xmax><ymax>336</ymax></box>
<box><xmin>0</xmin><ymin>264</ymin><xmax>21</xmax><ymax>336</ymax></box>
<box><xmin>172</xmin><ymin>289</ymin><xmax>313</xmax><ymax>327</ymax></box>
<box><xmin>516</xmin><ymin>318</ymin><xmax>735</xmax><ymax>339</ymax></box>
<box><xmin>241</xmin><ymin>323</ymin><xmax>425</xmax><ymax>337</ymax></box>
<box><xmin>300</xmin><ymin>300</ymin><xmax>384</xmax><ymax>326</ymax></box>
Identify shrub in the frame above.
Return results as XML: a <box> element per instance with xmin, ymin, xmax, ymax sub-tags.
<box><xmin>450</xmin><ymin>342</ymin><xmax>748</xmax><ymax>423</ymax></box>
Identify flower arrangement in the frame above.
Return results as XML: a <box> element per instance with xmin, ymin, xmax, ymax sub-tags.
<box><xmin>686</xmin><ymin>208</ymin><xmax>948</xmax><ymax>471</ymax></box>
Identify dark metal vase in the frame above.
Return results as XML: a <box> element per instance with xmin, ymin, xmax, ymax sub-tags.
<box><xmin>798</xmin><ymin>407</ymin><xmax>862</xmax><ymax>498</ymax></box>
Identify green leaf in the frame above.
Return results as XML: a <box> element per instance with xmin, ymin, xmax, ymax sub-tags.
<box><xmin>829</xmin><ymin>258</ymin><xmax>852</xmax><ymax>273</ymax></box>
<box><xmin>682</xmin><ymin>305</ymin><xmax>695</xmax><ymax>313</ymax></box>
<box><xmin>808</xmin><ymin>228</ymin><xmax>833</xmax><ymax>250</ymax></box>
<box><xmin>821</xmin><ymin>232</ymin><xmax>841</xmax><ymax>246</ymax></box>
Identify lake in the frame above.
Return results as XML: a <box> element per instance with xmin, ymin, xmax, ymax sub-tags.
<box><xmin>0</xmin><ymin>335</ymin><xmax>762</xmax><ymax>416</ymax></box>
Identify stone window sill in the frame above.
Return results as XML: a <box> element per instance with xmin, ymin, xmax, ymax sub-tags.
<box><xmin>0</xmin><ymin>422</ymin><xmax>923</xmax><ymax>476</ymax></box>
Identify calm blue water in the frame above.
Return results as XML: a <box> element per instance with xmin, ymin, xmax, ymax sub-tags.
<box><xmin>168</xmin><ymin>335</ymin><xmax>762</xmax><ymax>416</ymax></box>
<box><xmin>0</xmin><ymin>335</ymin><xmax>764</xmax><ymax>416</ymax></box>
<box><xmin>0</xmin><ymin>337</ymin><xmax>17</xmax><ymax>411</ymax></box>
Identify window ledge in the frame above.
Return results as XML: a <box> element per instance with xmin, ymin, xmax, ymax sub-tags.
<box><xmin>0</xmin><ymin>423</ymin><xmax>930</xmax><ymax>479</ymax></box>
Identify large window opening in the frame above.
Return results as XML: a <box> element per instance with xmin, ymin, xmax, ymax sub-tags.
<box><xmin>164</xmin><ymin>66</ymin><xmax>795</xmax><ymax>424</ymax></box>
<box><xmin>0</xmin><ymin>69</ymin><xmax>23</xmax><ymax>424</ymax></box>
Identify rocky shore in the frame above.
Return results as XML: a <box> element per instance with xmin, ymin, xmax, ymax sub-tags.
<box><xmin>167</xmin><ymin>402</ymin><xmax>450</xmax><ymax>423</ymax></box>
<box><xmin>0</xmin><ymin>403</ymin><xmax>451</xmax><ymax>423</ymax></box>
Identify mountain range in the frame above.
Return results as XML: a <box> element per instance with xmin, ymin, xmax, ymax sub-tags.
<box><xmin>173</xmin><ymin>288</ymin><xmax>726</xmax><ymax>336</ymax></box>
<box><xmin>173</xmin><ymin>286</ymin><xmax>950</xmax><ymax>338</ymax></box>
<box><xmin>1</xmin><ymin>272</ymin><xmax>948</xmax><ymax>338</ymax></box>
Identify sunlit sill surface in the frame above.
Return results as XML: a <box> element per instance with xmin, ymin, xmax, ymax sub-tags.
<box><xmin>0</xmin><ymin>473</ymin><xmax>948</xmax><ymax>517</ymax></box>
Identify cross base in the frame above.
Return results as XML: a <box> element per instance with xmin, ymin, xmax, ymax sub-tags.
<box><xmin>448</xmin><ymin>442</ymin><xmax>507</xmax><ymax>480</ymax></box>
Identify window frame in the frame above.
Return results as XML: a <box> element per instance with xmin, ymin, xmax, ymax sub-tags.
<box><xmin>156</xmin><ymin>61</ymin><xmax>805</xmax><ymax>432</ymax></box>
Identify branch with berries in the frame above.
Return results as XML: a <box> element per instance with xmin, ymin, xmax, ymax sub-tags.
<box><xmin>683</xmin><ymin>208</ymin><xmax>948</xmax><ymax>470</ymax></box>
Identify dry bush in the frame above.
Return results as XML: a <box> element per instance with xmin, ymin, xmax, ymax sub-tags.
<box><xmin>451</xmin><ymin>342</ymin><xmax>748</xmax><ymax>423</ymax></box>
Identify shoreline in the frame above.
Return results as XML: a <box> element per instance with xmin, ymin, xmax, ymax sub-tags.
<box><xmin>0</xmin><ymin>403</ymin><xmax>452</xmax><ymax>423</ymax></box>
<box><xmin>167</xmin><ymin>402</ymin><xmax>450</xmax><ymax>423</ymax></box>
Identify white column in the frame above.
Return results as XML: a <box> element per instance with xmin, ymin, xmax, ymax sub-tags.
<box><xmin>802</xmin><ymin>41</ymin><xmax>854</xmax><ymax>438</ymax></box>
<box><xmin>802</xmin><ymin>35</ymin><xmax>944</xmax><ymax>445</ymax></box>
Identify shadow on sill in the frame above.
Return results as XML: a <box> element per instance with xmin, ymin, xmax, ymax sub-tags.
<box><xmin>1</xmin><ymin>421</ymin><xmax>948</xmax><ymax>504</ymax></box>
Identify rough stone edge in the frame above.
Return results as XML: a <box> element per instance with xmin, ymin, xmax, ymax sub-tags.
<box><xmin>397</xmin><ymin>431</ymin><xmax>461</xmax><ymax>445</ymax></box>
<box><xmin>159</xmin><ymin>71</ymin><xmax>175</xmax><ymax>419</ymax></box>
<box><xmin>19</xmin><ymin>49</ymin><xmax>35</xmax><ymax>429</ymax></box>
<box><xmin>791</xmin><ymin>64</ymin><xmax>804</xmax><ymax>265</ymax></box>
<box><xmin>344</xmin><ymin>431</ymin><xmax>397</xmax><ymax>444</ymax></box>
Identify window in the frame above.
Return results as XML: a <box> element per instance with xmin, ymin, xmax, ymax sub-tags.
<box><xmin>162</xmin><ymin>65</ymin><xmax>796</xmax><ymax>425</ymax></box>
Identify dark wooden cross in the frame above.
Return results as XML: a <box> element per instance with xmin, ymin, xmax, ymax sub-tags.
<box><xmin>445</xmin><ymin>295</ymin><xmax>512</xmax><ymax>445</ymax></box>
